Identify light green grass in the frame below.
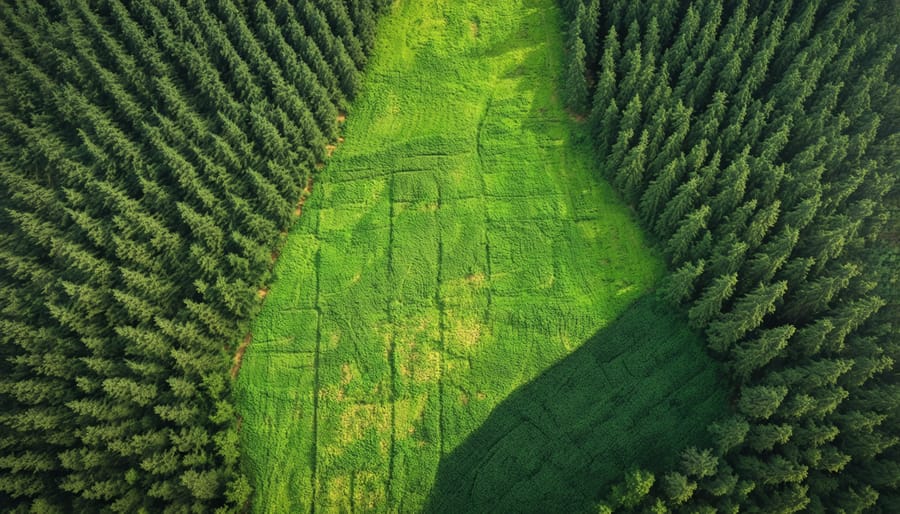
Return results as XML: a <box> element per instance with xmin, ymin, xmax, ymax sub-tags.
<box><xmin>235</xmin><ymin>0</ymin><xmax>727</xmax><ymax>511</ymax></box>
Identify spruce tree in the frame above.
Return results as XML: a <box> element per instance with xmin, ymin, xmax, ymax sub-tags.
<box><xmin>731</xmin><ymin>325</ymin><xmax>796</xmax><ymax>382</ymax></box>
<box><xmin>564</xmin><ymin>19</ymin><xmax>590</xmax><ymax>113</ymax></box>
<box><xmin>660</xmin><ymin>259</ymin><xmax>705</xmax><ymax>305</ymax></box>
<box><xmin>688</xmin><ymin>272</ymin><xmax>738</xmax><ymax>330</ymax></box>
<box><xmin>666</xmin><ymin>204</ymin><xmax>711</xmax><ymax>264</ymax></box>
<box><xmin>707</xmin><ymin>281</ymin><xmax>788</xmax><ymax>353</ymax></box>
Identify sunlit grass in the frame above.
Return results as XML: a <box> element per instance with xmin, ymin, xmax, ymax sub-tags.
<box><xmin>234</xmin><ymin>0</ymin><xmax>726</xmax><ymax>511</ymax></box>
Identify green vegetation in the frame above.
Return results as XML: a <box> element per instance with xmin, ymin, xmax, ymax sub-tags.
<box><xmin>234</xmin><ymin>0</ymin><xmax>725</xmax><ymax>511</ymax></box>
<box><xmin>1</xmin><ymin>0</ymin><xmax>897</xmax><ymax>512</ymax></box>
<box><xmin>427</xmin><ymin>297</ymin><xmax>725</xmax><ymax>513</ymax></box>
<box><xmin>561</xmin><ymin>0</ymin><xmax>899</xmax><ymax>511</ymax></box>
<box><xmin>0</xmin><ymin>0</ymin><xmax>386</xmax><ymax>510</ymax></box>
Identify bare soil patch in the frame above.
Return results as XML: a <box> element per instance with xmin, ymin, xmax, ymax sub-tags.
<box><xmin>230</xmin><ymin>332</ymin><xmax>252</xmax><ymax>379</ymax></box>
<box><xmin>295</xmin><ymin>176</ymin><xmax>314</xmax><ymax>217</ymax></box>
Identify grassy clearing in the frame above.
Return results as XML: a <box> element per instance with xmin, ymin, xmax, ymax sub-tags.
<box><xmin>234</xmin><ymin>0</ymin><xmax>727</xmax><ymax>511</ymax></box>
<box><xmin>426</xmin><ymin>296</ymin><xmax>727</xmax><ymax>512</ymax></box>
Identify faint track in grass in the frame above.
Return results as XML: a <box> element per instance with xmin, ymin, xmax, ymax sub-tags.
<box><xmin>386</xmin><ymin>155</ymin><xmax>398</xmax><ymax>505</ymax></box>
<box><xmin>475</xmin><ymin>93</ymin><xmax>494</xmax><ymax>321</ymax></box>
<box><xmin>435</xmin><ymin>177</ymin><xmax>447</xmax><ymax>457</ymax></box>
<box><xmin>310</xmin><ymin>195</ymin><xmax>323</xmax><ymax>513</ymax></box>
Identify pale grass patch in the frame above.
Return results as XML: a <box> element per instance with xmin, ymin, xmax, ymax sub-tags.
<box><xmin>446</xmin><ymin>311</ymin><xmax>483</xmax><ymax>352</ymax></box>
<box><xmin>465</xmin><ymin>272</ymin><xmax>485</xmax><ymax>285</ymax></box>
<box><xmin>353</xmin><ymin>471</ymin><xmax>387</xmax><ymax>511</ymax></box>
<box><xmin>339</xmin><ymin>403</ymin><xmax>391</xmax><ymax>445</ymax></box>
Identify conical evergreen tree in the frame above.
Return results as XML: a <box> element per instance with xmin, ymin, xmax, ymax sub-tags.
<box><xmin>564</xmin><ymin>16</ymin><xmax>590</xmax><ymax>113</ymax></box>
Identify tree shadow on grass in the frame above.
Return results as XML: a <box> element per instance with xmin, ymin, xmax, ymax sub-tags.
<box><xmin>425</xmin><ymin>295</ymin><xmax>729</xmax><ymax>513</ymax></box>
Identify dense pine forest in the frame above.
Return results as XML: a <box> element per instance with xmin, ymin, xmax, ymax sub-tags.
<box><xmin>0</xmin><ymin>0</ymin><xmax>897</xmax><ymax>512</ymax></box>
<box><xmin>0</xmin><ymin>0</ymin><xmax>387</xmax><ymax>510</ymax></box>
<box><xmin>562</xmin><ymin>0</ymin><xmax>899</xmax><ymax>511</ymax></box>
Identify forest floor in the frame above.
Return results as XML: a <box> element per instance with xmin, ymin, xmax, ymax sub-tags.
<box><xmin>234</xmin><ymin>0</ymin><xmax>727</xmax><ymax>511</ymax></box>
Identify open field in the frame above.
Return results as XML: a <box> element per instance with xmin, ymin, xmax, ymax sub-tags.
<box><xmin>234</xmin><ymin>0</ymin><xmax>727</xmax><ymax>511</ymax></box>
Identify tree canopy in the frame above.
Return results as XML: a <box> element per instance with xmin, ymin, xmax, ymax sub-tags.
<box><xmin>562</xmin><ymin>0</ymin><xmax>898</xmax><ymax>510</ymax></box>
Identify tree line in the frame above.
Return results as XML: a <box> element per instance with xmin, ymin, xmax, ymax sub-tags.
<box><xmin>561</xmin><ymin>0</ymin><xmax>898</xmax><ymax>511</ymax></box>
<box><xmin>0</xmin><ymin>0</ymin><xmax>387</xmax><ymax>511</ymax></box>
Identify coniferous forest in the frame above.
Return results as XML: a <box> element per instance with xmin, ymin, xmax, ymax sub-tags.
<box><xmin>0</xmin><ymin>0</ymin><xmax>897</xmax><ymax>512</ymax></box>
<box><xmin>0</xmin><ymin>0</ymin><xmax>387</xmax><ymax>510</ymax></box>
<box><xmin>562</xmin><ymin>0</ymin><xmax>899</xmax><ymax>511</ymax></box>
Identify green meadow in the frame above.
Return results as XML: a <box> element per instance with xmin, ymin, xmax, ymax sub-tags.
<box><xmin>234</xmin><ymin>0</ymin><xmax>727</xmax><ymax>511</ymax></box>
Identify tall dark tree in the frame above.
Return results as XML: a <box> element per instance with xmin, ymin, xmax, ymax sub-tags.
<box><xmin>565</xmin><ymin>14</ymin><xmax>590</xmax><ymax>113</ymax></box>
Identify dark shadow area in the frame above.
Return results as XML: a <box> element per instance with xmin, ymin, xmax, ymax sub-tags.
<box><xmin>425</xmin><ymin>295</ymin><xmax>729</xmax><ymax>513</ymax></box>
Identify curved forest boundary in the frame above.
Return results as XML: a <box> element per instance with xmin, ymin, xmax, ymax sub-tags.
<box><xmin>0</xmin><ymin>0</ymin><xmax>388</xmax><ymax>510</ymax></box>
<box><xmin>557</xmin><ymin>0</ymin><xmax>898</xmax><ymax>511</ymax></box>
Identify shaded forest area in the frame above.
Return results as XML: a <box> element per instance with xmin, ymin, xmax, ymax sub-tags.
<box><xmin>561</xmin><ymin>0</ymin><xmax>899</xmax><ymax>511</ymax></box>
<box><xmin>0</xmin><ymin>0</ymin><xmax>387</xmax><ymax>511</ymax></box>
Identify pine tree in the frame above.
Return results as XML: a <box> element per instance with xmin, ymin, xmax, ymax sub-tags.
<box><xmin>742</xmin><ymin>227</ymin><xmax>800</xmax><ymax>283</ymax></box>
<box><xmin>689</xmin><ymin>272</ymin><xmax>738</xmax><ymax>330</ymax></box>
<box><xmin>707</xmin><ymin>238</ymin><xmax>749</xmax><ymax>278</ymax></box>
<box><xmin>706</xmin><ymin>281</ymin><xmax>788</xmax><ymax>353</ymax></box>
<box><xmin>615</xmin><ymin>129</ymin><xmax>648</xmax><ymax>202</ymax></box>
<box><xmin>655</xmin><ymin>175</ymin><xmax>701</xmax><ymax>238</ymax></box>
<box><xmin>612</xmin><ymin>467</ymin><xmax>656</xmax><ymax>509</ymax></box>
<box><xmin>646</xmin><ymin>101</ymin><xmax>692</xmax><ymax>178</ymax></box>
<box><xmin>738</xmin><ymin>385</ymin><xmax>789</xmax><ymax>420</ymax></box>
<box><xmin>782</xmin><ymin>263</ymin><xmax>859</xmax><ymax>322</ymax></box>
<box><xmin>618</xmin><ymin>41</ymin><xmax>643</xmax><ymax>104</ymax></box>
<box><xmin>590</xmin><ymin>26</ymin><xmax>619</xmax><ymax>141</ymax></box>
<box><xmin>662</xmin><ymin>472</ymin><xmax>697</xmax><ymax>505</ymax></box>
<box><xmin>681</xmin><ymin>447</ymin><xmax>718</xmax><ymax>478</ymax></box>
<box><xmin>660</xmin><ymin>259</ymin><xmax>705</xmax><ymax>305</ymax></box>
<box><xmin>639</xmin><ymin>158</ymin><xmax>681</xmax><ymax>224</ymax></box>
<box><xmin>708</xmin><ymin>416</ymin><xmax>750</xmax><ymax>455</ymax></box>
<box><xmin>666</xmin><ymin>204</ymin><xmax>711</xmax><ymax>263</ymax></box>
<box><xmin>582</xmin><ymin>0</ymin><xmax>601</xmax><ymax>65</ymax></box>
<box><xmin>709</xmin><ymin>148</ymin><xmax>751</xmax><ymax>224</ymax></box>
<box><xmin>565</xmin><ymin>18</ymin><xmax>590</xmax><ymax>113</ymax></box>
<box><xmin>689</xmin><ymin>91</ymin><xmax>728</xmax><ymax>148</ymax></box>
<box><xmin>744</xmin><ymin>200</ymin><xmax>781</xmax><ymax>250</ymax></box>
<box><xmin>731</xmin><ymin>325</ymin><xmax>796</xmax><ymax>382</ymax></box>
